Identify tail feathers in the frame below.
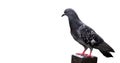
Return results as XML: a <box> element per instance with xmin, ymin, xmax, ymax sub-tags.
<box><xmin>94</xmin><ymin>42</ymin><xmax>115</xmax><ymax>57</ymax></box>
<box><xmin>99</xmin><ymin>50</ymin><xmax>113</xmax><ymax>57</ymax></box>
<box><xmin>95</xmin><ymin>42</ymin><xmax>115</xmax><ymax>52</ymax></box>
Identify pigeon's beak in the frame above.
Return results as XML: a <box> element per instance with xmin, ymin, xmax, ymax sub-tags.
<box><xmin>61</xmin><ymin>14</ymin><xmax>66</xmax><ymax>17</ymax></box>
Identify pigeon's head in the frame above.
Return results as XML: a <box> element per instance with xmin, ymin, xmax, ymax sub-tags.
<box><xmin>62</xmin><ymin>8</ymin><xmax>79</xmax><ymax>19</ymax></box>
<box><xmin>62</xmin><ymin>8</ymin><xmax>75</xmax><ymax>17</ymax></box>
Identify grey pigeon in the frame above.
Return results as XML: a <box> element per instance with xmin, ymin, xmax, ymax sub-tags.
<box><xmin>62</xmin><ymin>8</ymin><xmax>115</xmax><ymax>57</ymax></box>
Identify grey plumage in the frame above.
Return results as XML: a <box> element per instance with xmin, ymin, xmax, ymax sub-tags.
<box><xmin>62</xmin><ymin>8</ymin><xmax>115</xmax><ymax>57</ymax></box>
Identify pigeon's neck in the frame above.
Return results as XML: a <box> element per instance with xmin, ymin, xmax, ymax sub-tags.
<box><xmin>68</xmin><ymin>18</ymin><xmax>83</xmax><ymax>31</ymax></box>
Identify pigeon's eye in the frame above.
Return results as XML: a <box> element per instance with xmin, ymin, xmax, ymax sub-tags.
<box><xmin>64</xmin><ymin>10</ymin><xmax>70</xmax><ymax>14</ymax></box>
<box><xmin>64</xmin><ymin>11</ymin><xmax>67</xmax><ymax>14</ymax></box>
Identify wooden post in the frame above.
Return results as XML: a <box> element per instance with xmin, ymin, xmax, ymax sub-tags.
<box><xmin>71</xmin><ymin>55</ymin><xmax>97</xmax><ymax>63</ymax></box>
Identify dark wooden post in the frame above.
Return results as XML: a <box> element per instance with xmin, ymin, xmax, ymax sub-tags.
<box><xmin>71</xmin><ymin>55</ymin><xmax>97</xmax><ymax>63</ymax></box>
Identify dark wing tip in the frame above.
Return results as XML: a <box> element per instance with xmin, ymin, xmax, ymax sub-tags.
<box><xmin>100</xmin><ymin>50</ymin><xmax>114</xmax><ymax>57</ymax></box>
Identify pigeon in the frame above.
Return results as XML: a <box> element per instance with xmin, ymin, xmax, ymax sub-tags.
<box><xmin>62</xmin><ymin>8</ymin><xmax>115</xmax><ymax>57</ymax></box>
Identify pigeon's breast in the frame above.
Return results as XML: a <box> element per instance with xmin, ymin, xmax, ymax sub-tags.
<box><xmin>71</xmin><ymin>31</ymin><xmax>80</xmax><ymax>41</ymax></box>
<box><xmin>71</xmin><ymin>31</ymin><xmax>88</xmax><ymax>46</ymax></box>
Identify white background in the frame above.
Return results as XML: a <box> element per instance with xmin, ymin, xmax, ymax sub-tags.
<box><xmin>0</xmin><ymin>0</ymin><xmax>120</xmax><ymax>63</ymax></box>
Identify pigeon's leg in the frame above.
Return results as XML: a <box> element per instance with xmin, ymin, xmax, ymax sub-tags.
<box><xmin>76</xmin><ymin>46</ymin><xmax>88</xmax><ymax>56</ymax></box>
<box><xmin>87</xmin><ymin>48</ymin><xmax>93</xmax><ymax>57</ymax></box>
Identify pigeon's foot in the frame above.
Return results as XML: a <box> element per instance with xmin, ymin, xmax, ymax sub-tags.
<box><xmin>76</xmin><ymin>49</ymin><xmax>87</xmax><ymax>56</ymax></box>
<box><xmin>76</xmin><ymin>53</ymin><xmax>88</xmax><ymax>56</ymax></box>
<box><xmin>86</xmin><ymin>50</ymin><xmax>92</xmax><ymax>58</ymax></box>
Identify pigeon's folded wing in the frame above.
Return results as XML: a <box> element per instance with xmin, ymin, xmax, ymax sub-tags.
<box><xmin>77</xmin><ymin>25</ymin><xmax>103</xmax><ymax>46</ymax></box>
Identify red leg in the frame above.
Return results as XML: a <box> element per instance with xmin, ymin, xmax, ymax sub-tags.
<box><xmin>87</xmin><ymin>50</ymin><xmax>92</xmax><ymax>57</ymax></box>
<box><xmin>76</xmin><ymin>49</ymin><xmax>87</xmax><ymax>56</ymax></box>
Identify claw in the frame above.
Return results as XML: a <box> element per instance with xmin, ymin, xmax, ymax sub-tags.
<box><xmin>86</xmin><ymin>55</ymin><xmax>92</xmax><ymax>58</ymax></box>
<box><xmin>76</xmin><ymin>53</ymin><xmax>88</xmax><ymax>56</ymax></box>
<box><xmin>76</xmin><ymin>49</ymin><xmax>87</xmax><ymax>56</ymax></box>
